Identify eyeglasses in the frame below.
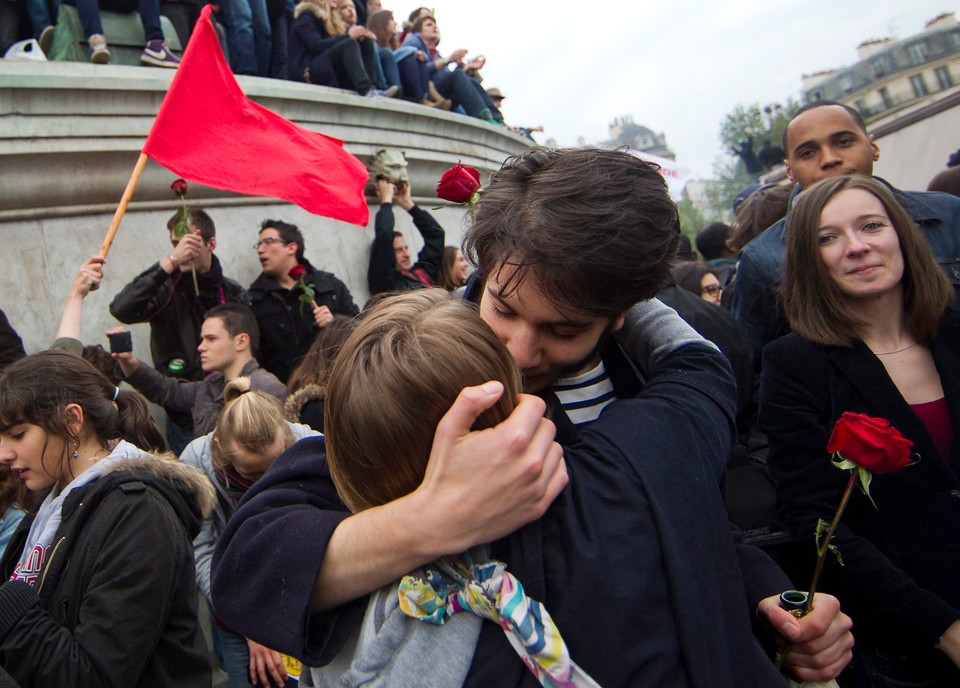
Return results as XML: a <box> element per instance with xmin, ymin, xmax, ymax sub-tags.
<box><xmin>701</xmin><ymin>284</ymin><xmax>723</xmax><ymax>296</ymax></box>
<box><xmin>253</xmin><ymin>238</ymin><xmax>290</xmax><ymax>249</ymax></box>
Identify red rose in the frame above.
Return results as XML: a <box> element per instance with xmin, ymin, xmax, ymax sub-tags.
<box><xmin>171</xmin><ymin>178</ymin><xmax>188</xmax><ymax>197</ymax></box>
<box><xmin>288</xmin><ymin>264</ymin><xmax>307</xmax><ymax>281</ymax></box>
<box><xmin>436</xmin><ymin>163</ymin><xmax>481</xmax><ymax>204</ymax></box>
<box><xmin>826</xmin><ymin>412</ymin><xmax>913</xmax><ymax>473</ymax></box>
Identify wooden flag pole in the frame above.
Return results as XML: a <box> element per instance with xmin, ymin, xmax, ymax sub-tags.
<box><xmin>98</xmin><ymin>152</ymin><xmax>149</xmax><ymax>258</ymax></box>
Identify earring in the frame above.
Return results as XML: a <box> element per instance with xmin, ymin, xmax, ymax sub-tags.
<box><xmin>72</xmin><ymin>444</ymin><xmax>79</xmax><ymax>461</ymax></box>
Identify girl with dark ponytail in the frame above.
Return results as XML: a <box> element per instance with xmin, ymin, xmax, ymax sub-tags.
<box><xmin>0</xmin><ymin>350</ymin><xmax>214</xmax><ymax>686</ymax></box>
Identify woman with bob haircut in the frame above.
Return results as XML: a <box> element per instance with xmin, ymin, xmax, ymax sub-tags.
<box><xmin>760</xmin><ymin>174</ymin><xmax>960</xmax><ymax>686</ymax></box>
<box><xmin>182</xmin><ymin>377</ymin><xmax>318</xmax><ymax>688</ymax></box>
<box><xmin>0</xmin><ymin>350</ymin><xmax>214</xmax><ymax>687</ymax></box>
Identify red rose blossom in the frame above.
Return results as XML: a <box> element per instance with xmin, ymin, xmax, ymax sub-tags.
<box><xmin>171</xmin><ymin>178</ymin><xmax>188</xmax><ymax>197</ymax></box>
<box><xmin>826</xmin><ymin>412</ymin><xmax>913</xmax><ymax>474</ymax></box>
<box><xmin>288</xmin><ymin>264</ymin><xmax>307</xmax><ymax>281</ymax></box>
<box><xmin>436</xmin><ymin>163</ymin><xmax>481</xmax><ymax>204</ymax></box>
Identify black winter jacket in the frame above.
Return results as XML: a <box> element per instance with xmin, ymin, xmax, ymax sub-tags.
<box><xmin>109</xmin><ymin>256</ymin><xmax>246</xmax><ymax>383</ymax></box>
<box><xmin>247</xmin><ymin>261</ymin><xmax>358</xmax><ymax>383</ymax></box>
<box><xmin>0</xmin><ymin>453</ymin><xmax>216</xmax><ymax>687</ymax></box>
<box><xmin>367</xmin><ymin>204</ymin><xmax>444</xmax><ymax>295</ymax></box>
<box><xmin>761</xmin><ymin>311</ymin><xmax>960</xmax><ymax>654</ymax></box>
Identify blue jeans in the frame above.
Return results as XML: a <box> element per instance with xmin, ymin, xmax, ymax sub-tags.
<box><xmin>219</xmin><ymin>0</ymin><xmax>271</xmax><ymax>76</ymax></box>
<box><xmin>431</xmin><ymin>67</ymin><xmax>487</xmax><ymax>118</ymax></box>
<box><xmin>397</xmin><ymin>51</ymin><xmax>429</xmax><ymax>100</ymax></box>
<box><xmin>374</xmin><ymin>45</ymin><xmax>399</xmax><ymax>89</ymax></box>
<box><xmin>64</xmin><ymin>0</ymin><xmax>162</xmax><ymax>40</ymax></box>
<box><xmin>25</xmin><ymin>0</ymin><xmax>58</xmax><ymax>35</ymax></box>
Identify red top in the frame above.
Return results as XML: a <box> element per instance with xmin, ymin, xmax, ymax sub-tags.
<box><xmin>910</xmin><ymin>397</ymin><xmax>954</xmax><ymax>463</ymax></box>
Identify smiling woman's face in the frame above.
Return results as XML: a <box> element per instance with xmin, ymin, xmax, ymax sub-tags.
<box><xmin>816</xmin><ymin>187</ymin><xmax>904</xmax><ymax>301</ymax></box>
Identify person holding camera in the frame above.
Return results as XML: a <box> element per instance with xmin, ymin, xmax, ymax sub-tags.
<box><xmin>109</xmin><ymin>209</ymin><xmax>246</xmax><ymax>454</ymax></box>
<box><xmin>367</xmin><ymin>177</ymin><xmax>445</xmax><ymax>295</ymax></box>
<box><xmin>109</xmin><ymin>304</ymin><xmax>286</xmax><ymax>438</ymax></box>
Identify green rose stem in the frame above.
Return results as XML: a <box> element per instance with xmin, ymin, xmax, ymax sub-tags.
<box><xmin>172</xmin><ymin>184</ymin><xmax>199</xmax><ymax>296</ymax></box>
<box><xmin>774</xmin><ymin>470</ymin><xmax>858</xmax><ymax>670</ymax></box>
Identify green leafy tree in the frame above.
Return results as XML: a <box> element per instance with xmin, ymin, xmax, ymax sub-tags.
<box><xmin>707</xmin><ymin>98</ymin><xmax>801</xmax><ymax>216</ymax></box>
<box><xmin>676</xmin><ymin>197</ymin><xmax>707</xmax><ymax>242</ymax></box>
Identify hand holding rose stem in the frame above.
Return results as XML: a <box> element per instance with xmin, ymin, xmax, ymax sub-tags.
<box><xmin>775</xmin><ymin>412</ymin><xmax>914</xmax><ymax>669</ymax></box>
<box><xmin>170</xmin><ymin>178</ymin><xmax>200</xmax><ymax>296</ymax></box>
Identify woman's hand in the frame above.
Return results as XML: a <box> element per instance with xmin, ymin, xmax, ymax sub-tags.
<box><xmin>756</xmin><ymin>592</ymin><xmax>853</xmax><ymax>681</ymax></box>
<box><xmin>347</xmin><ymin>24</ymin><xmax>366</xmax><ymax>40</ymax></box>
<box><xmin>72</xmin><ymin>256</ymin><xmax>106</xmax><ymax>298</ymax></box>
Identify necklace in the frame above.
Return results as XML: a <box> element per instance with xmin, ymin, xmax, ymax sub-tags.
<box><xmin>871</xmin><ymin>342</ymin><xmax>918</xmax><ymax>356</ymax></box>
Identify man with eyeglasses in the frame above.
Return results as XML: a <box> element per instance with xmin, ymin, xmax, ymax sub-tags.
<box><xmin>110</xmin><ymin>208</ymin><xmax>245</xmax><ymax>454</ymax></box>
<box><xmin>247</xmin><ymin>219</ymin><xmax>359</xmax><ymax>383</ymax></box>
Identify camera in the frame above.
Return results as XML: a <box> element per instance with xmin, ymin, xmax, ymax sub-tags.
<box><xmin>108</xmin><ymin>331</ymin><xmax>133</xmax><ymax>354</ymax></box>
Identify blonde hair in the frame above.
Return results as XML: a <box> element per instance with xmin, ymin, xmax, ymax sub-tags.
<box><xmin>212</xmin><ymin>377</ymin><xmax>293</xmax><ymax>471</ymax></box>
<box><xmin>325</xmin><ymin>290</ymin><xmax>521</xmax><ymax>512</ymax></box>
<box><xmin>323</xmin><ymin>0</ymin><xmax>347</xmax><ymax>35</ymax></box>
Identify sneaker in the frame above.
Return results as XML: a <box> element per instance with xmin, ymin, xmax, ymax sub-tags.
<box><xmin>363</xmin><ymin>85</ymin><xmax>401</xmax><ymax>98</ymax></box>
<box><xmin>38</xmin><ymin>25</ymin><xmax>55</xmax><ymax>56</ymax></box>
<box><xmin>88</xmin><ymin>34</ymin><xmax>110</xmax><ymax>64</ymax></box>
<box><xmin>140</xmin><ymin>39</ymin><xmax>179</xmax><ymax>68</ymax></box>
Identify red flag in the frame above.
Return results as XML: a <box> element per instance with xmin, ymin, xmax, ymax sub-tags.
<box><xmin>143</xmin><ymin>5</ymin><xmax>369</xmax><ymax>226</ymax></box>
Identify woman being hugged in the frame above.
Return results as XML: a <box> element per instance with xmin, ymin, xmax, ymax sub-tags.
<box><xmin>182</xmin><ymin>377</ymin><xmax>318</xmax><ymax>688</ymax></box>
<box><xmin>760</xmin><ymin>174</ymin><xmax>960</xmax><ymax>686</ymax></box>
<box><xmin>0</xmin><ymin>350</ymin><xmax>214</xmax><ymax>687</ymax></box>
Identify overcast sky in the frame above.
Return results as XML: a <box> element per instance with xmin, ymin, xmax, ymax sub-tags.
<box><xmin>423</xmin><ymin>1</ymin><xmax>955</xmax><ymax>179</ymax></box>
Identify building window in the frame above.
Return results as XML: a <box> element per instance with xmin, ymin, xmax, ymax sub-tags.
<box><xmin>879</xmin><ymin>87</ymin><xmax>893</xmax><ymax>109</ymax></box>
<box><xmin>809</xmin><ymin>89</ymin><xmax>823</xmax><ymax>102</ymax></box>
<box><xmin>907</xmin><ymin>43</ymin><xmax>928</xmax><ymax>65</ymax></box>
<box><xmin>950</xmin><ymin>32</ymin><xmax>960</xmax><ymax>51</ymax></box>
<box><xmin>854</xmin><ymin>99</ymin><xmax>867</xmax><ymax>116</ymax></box>
<box><xmin>839</xmin><ymin>74</ymin><xmax>854</xmax><ymax>94</ymax></box>
<box><xmin>936</xmin><ymin>65</ymin><xmax>954</xmax><ymax>90</ymax></box>
<box><xmin>871</xmin><ymin>59</ymin><xmax>886</xmax><ymax>78</ymax></box>
<box><xmin>910</xmin><ymin>73</ymin><xmax>929</xmax><ymax>98</ymax></box>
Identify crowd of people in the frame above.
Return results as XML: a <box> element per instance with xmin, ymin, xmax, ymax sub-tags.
<box><xmin>0</xmin><ymin>102</ymin><xmax>958</xmax><ymax>688</ymax></box>
<box><xmin>1</xmin><ymin>1</ymin><xmax>511</xmax><ymax>125</ymax></box>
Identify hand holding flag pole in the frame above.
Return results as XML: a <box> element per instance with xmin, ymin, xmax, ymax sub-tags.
<box><xmin>97</xmin><ymin>4</ymin><xmax>369</xmax><ymax>259</ymax></box>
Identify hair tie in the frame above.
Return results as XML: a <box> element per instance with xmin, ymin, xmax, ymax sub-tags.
<box><xmin>236</xmin><ymin>388</ymin><xmax>254</xmax><ymax>396</ymax></box>
<box><xmin>112</xmin><ymin>387</ymin><xmax>120</xmax><ymax>401</ymax></box>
